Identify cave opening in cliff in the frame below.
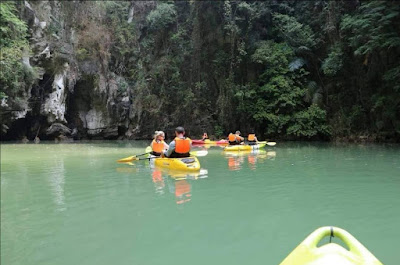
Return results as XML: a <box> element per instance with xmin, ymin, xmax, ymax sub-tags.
<box><xmin>2</xmin><ymin>118</ymin><xmax>29</xmax><ymax>141</ymax></box>
<box><xmin>65</xmin><ymin>75</ymin><xmax>96</xmax><ymax>139</ymax></box>
<box><xmin>1</xmin><ymin>74</ymin><xmax>54</xmax><ymax>141</ymax></box>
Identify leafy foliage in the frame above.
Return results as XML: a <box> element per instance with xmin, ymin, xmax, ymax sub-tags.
<box><xmin>147</xmin><ymin>3</ymin><xmax>177</xmax><ymax>31</ymax></box>
<box><xmin>321</xmin><ymin>44</ymin><xmax>343</xmax><ymax>76</ymax></box>
<box><xmin>0</xmin><ymin>2</ymin><xmax>33</xmax><ymax>100</ymax></box>
<box><xmin>340</xmin><ymin>1</ymin><xmax>400</xmax><ymax>56</ymax></box>
<box><xmin>238</xmin><ymin>41</ymin><xmax>329</xmax><ymax>138</ymax></box>
<box><xmin>273</xmin><ymin>13</ymin><xmax>317</xmax><ymax>50</ymax></box>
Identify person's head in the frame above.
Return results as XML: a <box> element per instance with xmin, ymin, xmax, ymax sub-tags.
<box><xmin>154</xmin><ymin>131</ymin><xmax>165</xmax><ymax>141</ymax></box>
<box><xmin>175</xmin><ymin>126</ymin><xmax>185</xmax><ymax>136</ymax></box>
<box><xmin>235</xmin><ymin>130</ymin><xmax>241</xmax><ymax>135</ymax></box>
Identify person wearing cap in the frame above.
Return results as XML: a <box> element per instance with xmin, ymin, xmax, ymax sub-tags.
<box><xmin>163</xmin><ymin>126</ymin><xmax>192</xmax><ymax>158</ymax></box>
<box><xmin>150</xmin><ymin>131</ymin><xmax>169</xmax><ymax>156</ymax></box>
<box><xmin>228</xmin><ymin>130</ymin><xmax>244</xmax><ymax>145</ymax></box>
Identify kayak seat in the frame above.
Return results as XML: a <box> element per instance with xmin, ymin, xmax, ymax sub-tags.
<box><xmin>181</xmin><ymin>158</ymin><xmax>196</xmax><ymax>164</ymax></box>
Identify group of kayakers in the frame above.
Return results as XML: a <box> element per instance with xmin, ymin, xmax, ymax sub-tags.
<box><xmin>150</xmin><ymin>127</ymin><xmax>260</xmax><ymax>158</ymax></box>
<box><xmin>228</xmin><ymin>130</ymin><xmax>258</xmax><ymax>145</ymax></box>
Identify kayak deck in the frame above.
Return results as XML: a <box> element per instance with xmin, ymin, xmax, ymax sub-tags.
<box><xmin>223</xmin><ymin>142</ymin><xmax>266</xmax><ymax>151</ymax></box>
<box><xmin>154</xmin><ymin>156</ymin><xmax>201</xmax><ymax>172</ymax></box>
<box><xmin>279</xmin><ymin>226</ymin><xmax>382</xmax><ymax>265</ymax></box>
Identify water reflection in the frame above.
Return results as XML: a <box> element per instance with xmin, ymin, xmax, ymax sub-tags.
<box><xmin>173</xmin><ymin>180</ymin><xmax>191</xmax><ymax>204</ymax></box>
<box><xmin>116</xmin><ymin>159</ymin><xmax>208</xmax><ymax>204</ymax></box>
<box><xmin>152</xmin><ymin>170</ymin><xmax>165</xmax><ymax>195</ymax></box>
<box><xmin>224</xmin><ymin>150</ymin><xmax>277</xmax><ymax>171</ymax></box>
<box><xmin>151</xmin><ymin>168</ymin><xmax>208</xmax><ymax>205</ymax></box>
<box><xmin>227</xmin><ymin>156</ymin><xmax>244</xmax><ymax>171</ymax></box>
<box><xmin>47</xmin><ymin>159</ymin><xmax>66</xmax><ymax>211</ymax></box>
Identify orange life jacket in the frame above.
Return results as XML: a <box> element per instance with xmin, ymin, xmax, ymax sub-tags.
<box><xmin>228</xmin><ymin>133</ymin><xmax>236</xmax><ymax>142</ymax></box>
<box><xmin>152</xmin><ymin>140</ymin><xmax>165</xmax><ymax>153</ymax></box>
<box><xmin>174</xmin><ymin>137</ymin><xmax>191</xmax><ymax>154</ymax></box>
<box><xmin>229</xmin><ymin>133</ymin><xmax>242</xmax><ymax>143</ymax></box>
<box><xmin>248</xmin><ymin>134</ymin><xmax>256</xmax><ymax>141</ymax></box>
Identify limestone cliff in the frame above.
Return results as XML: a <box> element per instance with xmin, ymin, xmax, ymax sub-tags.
<box><xmin>1</xmin><ymin>1</ymin><xmax>146</xmax><ymax>141</ymax></box>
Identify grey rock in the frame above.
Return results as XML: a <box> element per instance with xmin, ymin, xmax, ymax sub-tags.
<box><xmin>46</xmin><ymin>123</ymin><xmax>71</xmax><ymax>136</ymax></box>
<box><xmin>103</xmin><ymin>127</ymin><xmax>119</xmax><ymax>139</ymax></box>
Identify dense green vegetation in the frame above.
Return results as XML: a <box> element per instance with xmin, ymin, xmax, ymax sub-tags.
<box><xmin>1</xmin><ymin>1</ymin><xmax>399</xmax><ymax>141</ymax></box>
<box><xmin>0</xmin><ymin>2</ymin><xmax>36</xmax><ymax>101</ymax></box>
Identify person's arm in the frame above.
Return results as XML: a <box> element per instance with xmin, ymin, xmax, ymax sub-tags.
<box><xmin>165</xmin><ymin>141</ymin><xmax>175</xmax><ymax>157</ymax></box>
<box><xmin>163</xmin><ymin>142</ymin><xmax>169</xmax><ymax>149</ymax></box>
<box><xmin>150</xmin><ymin>141</ymin><xmax>154</xmax><ymax>149</ymax></box>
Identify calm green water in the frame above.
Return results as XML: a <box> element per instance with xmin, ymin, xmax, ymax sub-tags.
<box><xmin>1</xmin><ymin>141</ymin><xmax>399</xmax><ymax>265</ymax></box>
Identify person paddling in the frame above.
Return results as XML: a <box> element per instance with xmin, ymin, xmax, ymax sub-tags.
<box><xmin>202</xmin><ymin>132</ymin><xmax>209</xmax><ymax>141</ymax></box>
<box><xmin>163</xmin><ymin>126</ymin><xmax>192</xmax><ymax>158</ymax></box>
<box><xmin>228</xmin><ymin>130</ymin><xmax>244</xmax><ymax>145</ymax></box>
<box><xmin>150</xmin><ymin>131</ymin><xmax>169</xmax><ymax>156</ymax></box>
<box><xmin>247</xmin><ymin>131</ymin><xmax>258</xmax><ymax>145</ymax></box>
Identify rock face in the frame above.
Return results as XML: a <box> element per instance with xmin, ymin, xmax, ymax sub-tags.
<box><xmin>81</xmin><ymin>109</ymin><xmax>109</xmax><ymax>136</ymax></box>
<box><xmin>41</xmin><ymin>63</ymin><xmax>69</xmax><ymax>123</ymax></box>
<box><xmin>46</xmin><ymin>123</ymin><xmax>71</xmax><ymax>137</ymax></box>
<box><xmin>1</xmin><ymin>1</ymin><xmax>137</xmax><ymax>141</ymax></box>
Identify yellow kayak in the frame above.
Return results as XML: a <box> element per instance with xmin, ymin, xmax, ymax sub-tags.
<box><xmin>223</xmin><ymin>142</ymin><xmax>266</xmax><ymax>151</ymax></box>
<box><xmin>154</xmin><ymin>156</ymin><xmax>201</xmax><ymax>172</ymax></box>
<box><xmin>279</xmin><ymin>226</ymin><xmax>382</xmax><ymax>265</ymax></box>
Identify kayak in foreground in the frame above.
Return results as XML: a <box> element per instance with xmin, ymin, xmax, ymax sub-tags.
<box><xmin>192</xmin><ymin>139</ymin><xmax>229</xmax><ymax>145</ymax></box>
<box><xmin>279</xmin><ymin>226</ymin><xmax>382</xmax><ymax>265</ymax></box>
<box><xmin>223</xmin><ymin>142</ymin><xmax>267</xmax><ymax>151</ymax></box>
<box><xmin>154</xmin><ymin>156</ymin><xmax>201</xmax><ymax>172</ymax></box>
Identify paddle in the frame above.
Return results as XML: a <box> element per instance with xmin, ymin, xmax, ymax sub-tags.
<box><xmin>246</xmin><ymin>141</ymin><xmax>276</xmax><ymax>146</ymax></box>
<box><xmin>152</xmin><ymin>150</ymin><xmax>208</xmax><ymax>158</ymax></box>
<box><xmin>117</xmin><ymin>151</ymin><xmax>152</xmax><ymax>163</ymax></box>
<box><xmin>117</xmin><ymin>150</ymin><xmax>208</xmax><ymax>163</ymax></box>
<box><xmin>191</xmin><ymin>150</ymin><xmax>208</xmax><ymax>157</ymax></box>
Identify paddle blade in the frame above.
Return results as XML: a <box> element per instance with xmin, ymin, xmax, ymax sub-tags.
<box><xmin>266</xmin><ymin>142</ymin><xmax>276</xmax><ymax>146</ymax></box>
<box><xmin>191</xmin><ymin>150</ymin><xmax>208</xmax><ymax>157</ymax></box>
<box><xmin>117</xmin><ymin>156</ymin><xmax>139</xmax><ymax>163</ymax></box>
